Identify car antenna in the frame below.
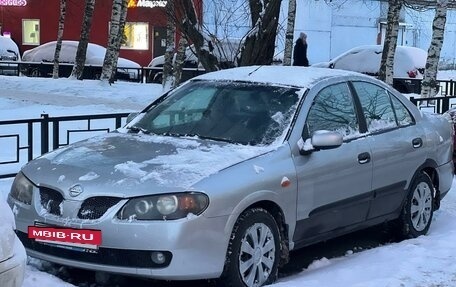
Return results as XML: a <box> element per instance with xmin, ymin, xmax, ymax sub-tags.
<box><xmin>248</xmin><ymin>48</ymin><xmax>285</xmax><ymax>76</ymax></box>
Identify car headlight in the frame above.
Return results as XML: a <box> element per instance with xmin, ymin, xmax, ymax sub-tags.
<box><xmin>9</xmin><ymin>172</ymin><xmax>34</xmax><ymax>205</ymax></box>
<box><xmin>117</xmin><ymin>192</ymin><xmax>209</xmax><ymax>221</ymax></box>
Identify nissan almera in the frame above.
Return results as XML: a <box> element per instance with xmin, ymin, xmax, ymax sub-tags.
<box><xmin>8</xmin><ymin>66</ymin><xmax>453</xmax><ymax>287</ymax></box>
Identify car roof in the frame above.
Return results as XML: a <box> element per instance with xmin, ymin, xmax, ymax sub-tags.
<box><xmin>331</xmin><ymin>45</ymin><xmax>427</xmax><ymax>77</ymax></box>
<box><xmin>193</xmin><ymin>66</ymin><xmax>363</xmax><ymax>89</ymax></box>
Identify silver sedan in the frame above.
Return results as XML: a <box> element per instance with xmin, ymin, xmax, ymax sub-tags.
<box><xmin>8</xmin><ymin>66</ymin><xmax>453</xmax><ymax>287</ymax></box>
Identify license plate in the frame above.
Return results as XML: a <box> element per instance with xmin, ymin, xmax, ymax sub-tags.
<box><xmin>28</xmin><ymin>225</ymin><xmax>102</xmax><ymax>250</ymax></box>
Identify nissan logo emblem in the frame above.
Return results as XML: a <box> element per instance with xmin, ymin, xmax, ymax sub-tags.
<box><xmin>69</xmin><ymin>184</ymin><xmax>84</xmax><ymax>197</ymax></box>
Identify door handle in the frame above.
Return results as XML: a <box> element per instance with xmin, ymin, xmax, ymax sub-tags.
<box><xmin>412</xmin><ymin>138</ymin><xmax>423</xmax><ymax>148</ymax></box>
<box><xmin>358</xmin><ymin>152</ymin><xmax>371</xmax><ymax>164</ymax></box>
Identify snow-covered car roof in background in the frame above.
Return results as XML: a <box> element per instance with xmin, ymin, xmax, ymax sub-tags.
<box><xmin>194</xmin><ymin>66</ymin><xmax>362</xmax><ymax>88</ymax></box>
<box><xmin>312</xmin><ymin>45</ymin><xmax>427</xmax><ymax>78</ymax></box>
<box><xmin>22</xmin><ymin>40</ymin><xmax>140</xmax><ymax>68</ymax></box>
<box><xmin>0</xmin><ymin>35</ymin><xmax>20</xmax><ymax>59</ymax></box>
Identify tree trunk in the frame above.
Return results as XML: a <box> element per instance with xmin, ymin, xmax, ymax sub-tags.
<box><xmin>163</xmin><ymin>0</ymin><xmax>176</xmax><ymax>91</ymax></box>
<box><xmin>173</xmin><ymin>36</ymin><xmax>187</xmax><ymax>87</ymax></box>
<box><xmin>53</xmin><ymin>0</ymin><xmax>67</xmax><ymax>79</ymax></box>
<box><xmin>283</xmin><ymin>0</ymin><xmax>296</xmax><ymax>66</ymax></box>
<box><xmin>101</xmin><ymin>0</ymin><xmax>123</xmax><ymax>82</ymax></box>
<box><xmin>70</xmin><ymin>0</ymin><xmax>96</xmax><ymax>80</ymax></box>
<box><xmin>177</xmin><ymin>0</ymin><xmax>220</xmax><ymax>72</ymax></box>
<box><xmin>109</xmin><ymin>0</ymin><xmax>128</xmax><ymax>84</ymax></box>
<box><xmin>238</xmin><ymin>0</ymin><xmax>282</xmax><ymax>66</ymax></box>
<box><xmin>421</xmin><ymin>0</ymin><xmax>448</xmax><ymax>98</ymax></box>
<box><xmin>379</xmin><ymin>0</ymin><xmax>403</xmax><ymax>85</ymax></box>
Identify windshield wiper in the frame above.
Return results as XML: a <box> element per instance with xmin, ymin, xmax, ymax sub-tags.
<box><xmin>166</xmin><ymin>132</ymin><xmax>237</xmax><ymax>144</ymax></box>
<box><xmin>127</xmin><ymin>125</ymin><xmax>151</xmax><ymax>134</ymax></box>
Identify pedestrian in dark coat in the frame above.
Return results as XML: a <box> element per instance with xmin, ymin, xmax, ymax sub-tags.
<box><xmin>293</xmin><ymin>32</ymin><xmax>309</xmax><ymax>67</ymax></box>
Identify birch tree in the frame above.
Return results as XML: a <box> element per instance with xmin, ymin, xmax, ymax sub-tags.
<box><xmin>108</xmin><ymin>0</ymin><xmax>128</xmax><ymax>83</ymax></box>
<box><xmin>421</xmin><ymin>0</ymin><xmax>448</xmax><ymax>98</ymax></box>
<box><xmin>71</xmin><ymin>0</ymin><xmax>96</xmax><ymax>80</ymax></box>
<box><xmin>283</xmin><ymin>0</ymin><xmax>296</xmax><ymax>66</ymax></box>
<box><xmin>52</xmin><ymin>0</ymin><xmax>67</xmax><ymax>79</ymax></box>
<box><xmin>101</xmin><ymin>0</ymin><xmax>123</xmax><ymax>82</ymax></box>
<box><xmin>379</xmin><ymin>0</ymin><xmax>404</xmax><ymax>86</ymax></box>
<box><xmin>163</xmin><ymin>0</ymin><xmax>176</xmax><ymax>91</ymax></box>
<box><xmin>173</xmin><ymin>36</ymin><xmax>188</xmax><ymax>86</ymax></box>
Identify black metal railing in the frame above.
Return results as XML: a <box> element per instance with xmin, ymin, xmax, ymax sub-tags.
<box><xmin>409</xmin><ymin>95</ymin><xmax>456</xmax><ymax>114</ymax></box>
<box><xmin>0</xmin><ymin>112</ymin><xmax>129</xmax><ymax>179</ymax></box>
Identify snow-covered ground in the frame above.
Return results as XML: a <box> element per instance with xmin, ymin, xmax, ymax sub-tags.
<box><xmin>1</xmin><ymin>74</ymin><xmax>456</xmax><ymax>287</ymax></box>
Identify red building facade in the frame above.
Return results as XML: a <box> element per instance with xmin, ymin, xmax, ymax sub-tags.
<box><xmin>0</xmin><ymin>0</ymin><xmax>202</xmax><ymax>66</ymax></box>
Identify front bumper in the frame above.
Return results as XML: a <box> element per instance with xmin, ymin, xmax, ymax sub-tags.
<box><xmin>8</xmin><ymin>194</ymin><xmax>231</xmax><ymax>280</ymax></box>
<box><xmin>0</xmin><ymin>236</ymin><xmax>26</xmax><ymax>287</ymax></box>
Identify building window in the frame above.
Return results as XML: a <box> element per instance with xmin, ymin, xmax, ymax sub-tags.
<box><xmin>122</xmin><ymin>22</ymin><xmax>148</xmax><ymax>50</ymax></box>
<box><xmin>22</xmin><ymin>19</ymin><xmax>40</xmax><ymax>45</ymax></box>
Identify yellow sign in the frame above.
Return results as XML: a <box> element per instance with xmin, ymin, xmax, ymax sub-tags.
<box><xmin>128</xmin><ymin>0</ymin><xmax>167</xmax><ymax>8</ymax></box>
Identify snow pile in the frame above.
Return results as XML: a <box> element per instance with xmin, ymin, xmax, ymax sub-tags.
<box><xmin>0</xmin><ymin>35</ymin><xmax>20</xmax><ymax>59</ymax></box>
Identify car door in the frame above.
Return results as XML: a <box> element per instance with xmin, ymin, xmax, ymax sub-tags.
<box><xmin>292</xmin><ymin>82</ymin><xmax>373</xmax><ymax>245</ymax></box>
<box><xmin>350</xmin><ymin>81</ymin><xmax>427</xmax><ymax>219</ymax></box>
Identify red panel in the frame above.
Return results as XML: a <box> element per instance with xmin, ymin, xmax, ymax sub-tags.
<box><xmin>0</xmin><ymin>0</ymin><xmax>189</xmax><ymax>67</ymax></box>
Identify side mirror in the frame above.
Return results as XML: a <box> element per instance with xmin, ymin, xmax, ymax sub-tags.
<box><xmin>299</xmin><ymin>130</ymin><xmax>343</xmax><ymax>155</ymax></box>
<box><xmin>126</xmin><ymin>112</ymin><xmax>139</xmax><ymax>124</ymax></box>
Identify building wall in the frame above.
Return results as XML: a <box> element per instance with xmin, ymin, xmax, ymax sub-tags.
<box><xmin>0</xmin><ymin>0</ymin><xmax>202</xmax><ymax>66</ymax></box>
<box><xmin>287</xmin><ymin>0</ymin><xmax>456</xmax><ymax>66</ymax></box>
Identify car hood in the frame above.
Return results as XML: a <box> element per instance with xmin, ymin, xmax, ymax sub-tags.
<box><xmin>22</xmin><ymin>132</ymin><xmax>272</xmax><ymax>198</ymax></box>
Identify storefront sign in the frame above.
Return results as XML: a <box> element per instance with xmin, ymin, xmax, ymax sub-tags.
<box><xmin>128</xmin><ymin>0</ymin><xmax>167</xmax><ymax>9</ymax></box>
<box><xmin>0</xmin><ymin>0</ymin><xmax>27</xmax><ymax>6</ymax></box>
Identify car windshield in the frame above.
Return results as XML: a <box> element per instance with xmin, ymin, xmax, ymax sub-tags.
<box><xmin>132</xmin><ymin>81</ymin><xmax>300</xmax><ymax>145</ymax></box>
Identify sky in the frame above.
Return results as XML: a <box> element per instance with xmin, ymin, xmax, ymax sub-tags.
<box><xmin>1</xmin><ymin>74</ymin><xmax>456</xmax><ymax>287</ymax></box>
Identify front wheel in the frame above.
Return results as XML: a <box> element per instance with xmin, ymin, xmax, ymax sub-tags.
<box><xmin>221</xmin><ymin>208</ymin><xmax>281</xmax><ymax>287</ymax></box>
<box><xmin>397</xmin><ymin>172</ymin><xmax>434</xmax><ymax>238</ymax></box>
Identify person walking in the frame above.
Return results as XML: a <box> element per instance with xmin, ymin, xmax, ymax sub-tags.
<box><xmin>293</xmin><ymin>32</ymin><xmax>309</xmax><ymax>67</ymax></box>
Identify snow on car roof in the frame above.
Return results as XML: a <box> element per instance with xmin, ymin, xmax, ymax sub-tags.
<box><xmin>22</xmin><ymin>40</ymin><xmax>140</xmax><ymax>68</ymax></box>
<box><xmin>330</xmin><ymin>45</ymin><xmax>427</xmax><ymax>78</ymax></box>
<box><xmin>194</xmin><ymin>65</ymin><xmax>361</xmax><ymax>88</ymax></box>
<box><xmin>0</xmin><ymin>35</ymin><xmax>19</xmax><ymax>57</ymax></box>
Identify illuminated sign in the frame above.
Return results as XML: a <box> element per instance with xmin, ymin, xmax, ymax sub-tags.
<box><xmin>0</xmin><ymin>0</ymin><xmax>27</xmax><ymax>6</ymax></box>
<box><xmin>128</xmin><ymin>0</ymin><xmax>167</xmax><ymax>8</ymax></box>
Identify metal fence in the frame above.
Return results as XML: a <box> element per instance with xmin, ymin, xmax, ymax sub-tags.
<box><xmin>0</xmin><ymin>113</ymin><xmax>128</xmax><ymax>179</ymax></box>
<box><xmin>0</xmin><ymin>60</ymin><xmax>206</xmax><ymax>84</ymax></box>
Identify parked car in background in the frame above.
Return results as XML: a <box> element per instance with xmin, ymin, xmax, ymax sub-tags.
<box><xmin>313</xmin><ymin>45</ymin><xmax>427</xmax><ymax>93</ymax></box>
<box><xmin>147</xmin><ymin>39</ymin><xmax>241</xmax><ymax>83</ymax></box>
<box><xmin>8</xmin><ymin>66</ymin><xmax>453</xmax><ymax>287</ymax></box>
<box><xmin>21</xmin><ymin>41</ymin><xmax>140</xmax><ymax>81</ymax></box>
<box><xmin>0</xmin><ymin>35</ymin><xmax>20</xmax><ymax>76</ymax></box>
<box><xmin>0</xmin><ymin>199</ymin><xmax>26</xmax><ymax>287</ymax></box>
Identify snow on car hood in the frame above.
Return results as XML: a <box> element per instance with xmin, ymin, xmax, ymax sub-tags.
<box><xmin>0</xmin><ymin>199</ymin><xmax>16</xmax><ymax>262</ymax></box>
<box><xmin>22</xmin><ymin>132</ymin><xmax>273</xmax><ymax>197</ymax></box>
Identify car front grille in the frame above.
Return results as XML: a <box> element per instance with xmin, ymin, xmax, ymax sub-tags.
<box><xmin>17</xmin><ymin>231</ymin><xmax>172</xmax><ymax>268</ymax></box>
<box><xmin>77</xmin><ymin>197</ymin><xmax>122</xmax><ymax>220</ymax></box>
<box><xmin>39</xmin><ymin>187</ymin><xmax>64</xmax><ymax>216</ymax></box>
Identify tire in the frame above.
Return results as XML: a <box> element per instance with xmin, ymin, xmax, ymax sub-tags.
<box><xmin>221</xmin><ymin>208</ymin><xmax>281</xmax><ymax>287</ymax></box>
<box><xmin>396</xmin><ymin>172</ymin><xmax>435</xmax><ymax>239</ymax></box>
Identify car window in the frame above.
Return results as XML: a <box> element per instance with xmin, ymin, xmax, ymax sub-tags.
<box><xmin>306</xmin><ymin>82</ymin><xmax>359</xmax><ymax>138</ymax></box>
<box><xmin>390</xmin><ymin>92</ymin><xmax>414</xmax><ymax>126</ymax></box>
<box><xmin>135</xmin><ymin>81</ymin><xmax>300</xmax><ymax>145</ymax></box>
<box><xmin>151</xmin><ymin>87</ymin><xmax>215</xmax><ymax>128</ymax></box>
<box><xmin>352</xmin><ymin>81</ymin><xmax>398</xmax><ymax>132</ymax></box>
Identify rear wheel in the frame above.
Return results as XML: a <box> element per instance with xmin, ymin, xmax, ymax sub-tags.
<box><xmin>396</xmin><ymin>172</ymin><xmax>434</xmax><ymax>238</ymax></box>
<box><xmin>221</xmin><ymin>208</ymin><xmax>281</xmax><ymax>287</ymax></box>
